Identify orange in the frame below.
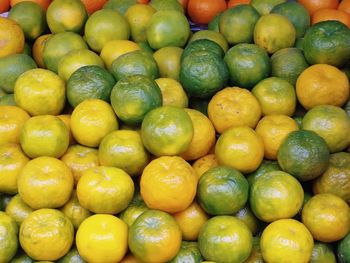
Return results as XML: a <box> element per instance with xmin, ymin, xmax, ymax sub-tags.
<box><xmin>0</xmin><ymin>211</ymin><xmax>18</xmax><ymax>263</ymax></box>
<box><xmin>250</xmin><ymin>0</ymin><xmax>287</xmax><ymax>15</ymax></box>
<box><xmin>260</xmin><ymin>219</ymin><xmax>313</xmax><ymax>263</ymax></box>
<box><xmin>227</xmin><ymin>0</ymin><xmax>251</xmax><ymax>8</ymax></box>
<box><xmin>60</xmin><ymin>144</ymin><xmax>99</xmax><ymax>185</ymax></box>
<box><xmin>141</xmin><ymin>156</ymin><xmax>197</xmax><ymax>213</ymax></box>
<box><xmin>0</xmin><ymin>17</ymin><xmax>25</xmax><ymax>58</ymax></box>
<box><xmin>0</xmin><ymin>0</ymin><xmax>10</xmax><ymax>12</ymax></box>
<box><xmin>153</xmin><ymin>47</ymin><xmax>183</xmax><ymax>81</ymax></box>
<box><xmin>84</xmin><ymin>9</ymin><xmax>130</xmax><ymax>52</ymax></box>
<box><xmin>141</xmin><ymin>106</ymin><xmax>194</xmax><ymax>156</ymax></box>
<box><xmin>76</xmin><ymin>214</ymin><xmax>128</xmax><ymax>263</ymax></box>
<box><xmin>0</xmin><ymin>143</ymin><xmax>29</xmax><ymax>194</ymax></box>
<box><xmin>192</xmin><ymin>154</ymin><xmax>219</xmax><ymax>178</ymax></box>
<box><xmin>10</xmin><ymin>0</ymin><xmax>51</xmax><ymax>10</ymax></box>
<box><xmin>46</xmin><ymin>0</ymin><xmax>88</xmax><ymax>34</ymax></box>
<box><xmin>180</xmin><ymin>108</ymin><xmax>216</xmax><ymax>161</ymax></box>
<box><xmin>312</xmin><ymin>8</ymin><xmax>350</xmax><ymax>28</ymax></box>
<box><xmin>14</xmin><ymin>68</ymin><xmax>66</xmax><ymax>116</ymax></box>
<box><xmin>120</xmin><ymin>253</ymin><xmax>144</xmax><ymax>263</ymax></box>
<box><xmin>208</xmin><ymin>87</ymin><xmax>262</xmax><ymax>134</ymax></box>
<box><xmin>57</xmin><ymin>114</ymin><xmax>74</xmax><ymax>145</ymax></box>
<box><xmin>80</xmin><ymin>0</ymin><xmax>107</xmax><ymax>14</ymax></box>
<box><xmin>189</xmin><ymin>30</ymin><xmax>229</xmax><ymax>52</ymax></box>
<box><xmin>247</xmin><ymin>160</ymin><xmax>281</xmax><ymax>186</ymax></box>
<box><xmin>297</xmin><ymin>0</ymin><xmax>339</xmax><ymax>15</ymax></box>
<box><xmin>339</xmin><ymin>0</ymin><xmax>350</xmax><ymax>14</ymax></box>
<box><xmin>234</xmin><ymin>206</ymin><xmax>260</xmax><ymax>235</ymax></box>
<box><xmin>187</xmin><ymin>0</ymin><xmax>227</xmax><ymax>25</ymax></box>
<box><xmin>20</xmin><ymin>115</ymin><xmax>69</xmax><ymax>159</ymax></box>
<box><xmin>155</xmin><ymin>78</ymin><xmax>188</xmax><ymax>108</ymax></box>
<box><xmin>197</xmin><ymin>166</ymin><xmax>249</xmax><ymax>215</ymax></box>
<box><xmin>19</xmin><ymin>209</ymin><xmax>74</xmax><ymax>261</ymax></box>
<box><xmin>57</xmin><ymin>247</ymin><xmax>85</xmax><ymax>263</ymax></box>
<box><xmin>198</xmin><ymin>216</ymin><xmax>252</xmax><ymax>263</ymax></box>
<box><xmin>77</xmin><ymin>166</ymin><xmax>134</xmax><ymax>214</ymax></box>
<box><xmin>5</xmin><ymin>194</ymin><xmax>33</xmax><ymax>225</ymax></box>
<box><xmin>0</xmin><ymin>106</ymin><xmax>30</xmax><ymax>145</ymax></box>
<box><xmin>296</xmin><ymin>64</ymin><xmax>349</xmax><ymax>110</ymax></box>
<box><xmin>70</xmin><ymin>99</ymin><xmax>119</xmax><ymax>147</ymax></box>
<box><xmin>255</xmin><ymin>115</ymin><xmax>299</xmax><ymax>160</ymax></box>
<box><xmin>119</xmin><ymin>201</ymin><xmax>148</xmax><ymax>227</ymax></box>
<box><xmin>32</xmin><ymin>34</ymin><xmax>51</xmax><ymax>68</ymax></box>
<box><xmin>173</xmin><ymin>202</ymin><xmax>209</xmax><ymax>241</ymax></box>
<box><xmin>250</xmin><ymin>171</ymin><xmax>304</xmax><ymax>222</ymax></box>
<box><xmin>215</xmin><ymin>126</ymin><xmax>264</xmax><ymax>173</ymax></box>
<box><xmin>254</xmin><ymin>14</ymin><xmax>296</xmax><ymax>54</ymax></box>
<box><xmin>128</xmin><ymin>209</ymin><xmax>182</xmax><ymax>263</ymax></box>
<box><xmin>150</xmin><ymin>0</ymin><xmax>184</xmax><ymax>12</ymax></box>
<box><xmin>302</xmin><ymin>193</ymin><xmax>350</xmax><ymax>242</ymax></box>
<box><xmin>17</xmin><ymin>157</ymin><xmax>73</xmax><ymax>209</ymax></box>
<box><xmin>178</xmin><ymin>0</ymin><xmax>188</xmax><ymax>9</ymax></box>
<box><xmin>169</xmin><ymin>241</ymin><xmax>202</xmax><ymax>263</ymax></box>
<box><xmin>310</xmin><ymin>242</ymin><xmax>337</xmax><ymax>263</ymax></box>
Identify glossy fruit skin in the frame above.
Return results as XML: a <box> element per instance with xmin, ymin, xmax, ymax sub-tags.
<box><xmin>153</xmin><ymin>46</ymin><xmax>183</xmax><ymax>81</ymax></box>
<box><xmin>234</xmin><ymin>205</ymin><xmax>260</xmax><ymax>235</ymax></box>
<box><xmin>182</xmin><ymin>39</ymin><xmax>224</xmax><ymax>60</ymax></box>
<box><xmin>251</xmin><ymin>0</ymin><xmax>287</xmax><ymax>15</ymax></box>
<box><xmin>312</xmin><ymin>8</ymin><xmax>350</xmax><ymax>28</ymax></box>
<box><xmin>76</xmin><ymin>214</ymin><xmax>128</xmax><ymax>263</ymax></box>
<box><xmin>19</xmin><ymin>209</ymin><xmax>74</xmax><ymax>261</ymax></box>
<box><xmin>169</xmin><ymin>241</ymin><xmax>202</xmax><ymax>263</ymax></box>
<box><xmin>188</xmin><ymin>29</ymin><xmax>229</xmax><ymax>52</ymax></box>
<box><xmin>337</xmin><ymin>232</ymin><xmax>350</xmax><ymax>263</ymax></box>
<box><xmin>128</xmin><ymin>209</ymin><xmax>182</xmax><ymax>263</ymax></box>
<box><xmin>297</xmin><ymin>0</ymin><xmax>338</xmax><ymax>15</ymax></box>
<box><xmin>155</xmin><ymin>78</ymin><xmax>188</xmax><ymax>108</ymax></box>
<box><xmin>57</xmin><ymin>247</ymin><xmax>86</xmax><ymax>263</ymax></box>
<box><xmin>247</xmin><ymin>160</ymin><xmax>281</xmax><ymax>186</ymax></box>
<box><xmin>187</xmin><ymin>0</ymin><xmax>227</xmax><ymax>25</ymax></box>
<box><xmin>197</xmin><ymin>166</ymin><xmax>249</xmax><ymax>215</ymax></box>
<box><xmin>277</xmin><ymin>130</ymin><xmax>330</xmax><ymax>181</ymax></box>
<box><xmin>0</xmin><ymin>17</ymin><xmax>25</xmax><ymax>58</ymax></box>
<box><xmin>5</xmin><ymin>194</ymin><xmax>33</xmax><ymax>225</ymax></box>
<box><xmin>198</xmin><ymin>216</ymin><xmax>253</xmax><ymax>263</ymax></box>
<box><xmin>0</xmin><ymin>211</ymin><xmax>18</xmax><ymax>263</ymax></box>
<box><xmin>310</xmin><ymin>242</ymin><xmax>336</xmax><ymax>263</ymax></box>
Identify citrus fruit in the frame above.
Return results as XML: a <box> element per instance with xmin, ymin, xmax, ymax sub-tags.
<box><xmin>207</xmin><ymin>12</ymin><xmax>221</xmax><ymax>32</ymax></box>
<box><xmin>128</xmin><ymin>209</ymin><xmax>182</xmax><ymax>262</ymax></box>
<box><xmin>0</xmin><ymin>211</ymin><xmax>18</xmax><ymax>262</ymax></box>
<box><xmin>0</xmin><ymin>54</ymin><xmax>37</xmax><ymax>94</ymax></box>
<box><xmin>277</xmin><ymin>130</ymin><xmax>330</xmax><ymax>181</ymax></box>
<box><xmin>80</xmin><ymin>0</ymin><xmax>107</xmax><ymax>14</ymax></box>
<box><xmin>250</xmin><ymin>171</ymin><xmax>304</xmax><ymax>222</ymax></box>
<box><xmin>302</xmin><ymin>193</ymin><xmax>350</xmax><ymax>242</ymax></box>
<box><xmin>20</xmin><ymin>115</ymin><xmax>69</xmax><ymax>158</ymax></box>
<box><xmin>255</xmin><ymin>114</ymin><xmax>299</xmax><ymax>160</ymax></box>
<box><xmin>260</xmin><ymin>219</ymin><xmax>313</xmax><ymax>263</ymax></box>
<box><xmin>43</xmin><ymin>32</ymin><xmax>88</xmax><ymax>73</ymax></box>
<box><xmin>31</xmin><ymin>33</ymin><xmax>51</xmax><ymax>68</ymax></box>
<box><xmin>197</xmin><ymin>166</ymin><xmax>249</xmax><ymax>215</ymax></box>
<box><xmin>302</xmin><ymin>105</ymin><xmax>350</xmax><ymax>153</ymax></box>
<box><xmin>58</xmin><ymin>49</ymin><xmax>104</xmax><ymax>81</ymax></box>
<box><xmin>169</xmin><ymin>241</ymin><xmax>202</xmax><ymax>263</ymax></box>
<box><xmin>10</xmin><ymin>0</ymin><xmax>51</xmax><ymax>10</ymax></box>
<box><xmin>60</xmin><ymin>190</ymin><xmax>92</xmax><ymax>229</ymax></box>
<box><xmin>182</xmin><ymin>39</ymin><xmax>224</xmax><ymax>61</ymax></box>
<box><xmin>146</xmin><ymin>10</ymin><xmax>190</xmax><ymax>49</ymax></box>
<box><xmin>227</xmin><ymin>0</ymin><xmax>251</xmax><ymax>8</ymax></box>
<box><xmin>67</xmin><ymin>65</ymin><xmax>115</xmax><ymax>108</ymax></box>
<box><xmin>17</xmin><ymin>157</ymin><xmax>73</xmax><ymax>209</ymax></box>
<box><xmin>8</xmin><ymin>1</ymin><xmax>47</xmax><ymax>41</ymax></box>
<box><xmin>0</xmin><ymin>105</ymin><xmax>30</xmax><ymax>145</ymax></box>
<box><xmin>337</xmin><ymin>232</ymin><xmax>350</xmax><ymax>263</ymax></box>
<box><xmin>76</xmin><ymin>214</ymin><xmax>128</xmax><ymax>263</ymax></box>
<box><xmin>252</xmin><ymin>77</ymin><xmax>296</xmax><ymax>116</ymax></box>
<box><xmin>254</xmin><ymin>13</ymin><xmax>296</xmax><ymax>54</ymax></box>
<box><xmin>120</xmin><ymin>253</ymin><xmax>143</xmax><ymax>263</ymax></box>
<box><xmin>189</xmin><ymin>97</ymin><xmax>209</xmax><ymax>116</ymax></box>
<box><xmin>313</xmin><ymin>8</ymin><xmax>350</xmax><ymax>27</ymax></box>
<box><xmin>141</xmin><ymin>106</ymin><xmax>194</xmax><ymax>156</ymax></box>
<box><xmin>140</xmin><ymin>156</ymin><xmax>197</xmax><ymax>213</ymax></box>
<box><xmin>313</xmin><ymin>152</ymin><xmax>350</xmax><ymax>204</ymax></box>
<box><xmin>125</xmin><ymin>4</ymin><xmax>156</xmax><ymax>42</ymax></box>
<box><xmin>0</xmin><ymin>144</ymin><xmax>29</xmax><ymax>194</ymax></box>
<box><xmin>224</xmin><ymin>43</ymin><xmax>271</xmax><ymax>89</ymax></box>
<box><xmin>271</xmin><ymin>1</ymin><xmax>310</xmax><ymax>38</ymax></box>
<box><xmin>270</xmin><ymin>47</ymin><xmax>309</xmax><ymax>85</ymax></box>
<box><xmin>119</xmin><ymin>201</ymin><xmax>148</xmax><ymax>227</ymax></box>
<box><xmin>110</xmin><ymin>75</ymin><xmax>162</xmax><ymax>125</ymax></box>
<box><xmin>110</xmin><ymin>50</ymin><xmax>159</xmax><ymax>81</ymax></box>
<box><xmin>153</xmin><ymin>46</ymin><xmax>183</xmax><ymax>81</ymax></box>
<box><xmin>57</xmin><ymin>247</ymin><xmax>85</xmax><ymax>263</ymax></box>
<box><xmin>84</xmin><ymin>9</ymin><xmax>130</xmax><ymax>52</ymax></box>
<box><xmin>0</xmin><ymin>94</ymin><xmax>16</xmax><ymax>106</ymax></box>
<box><xmin>296</xmin><ymin>64</ymin><xmax>349</xmax><ymax>109</ymax></box>
<box><xmin>198</xmin><ymin>216</ymin><xmax>252</xmax><ymax>263</ymax></box>
<box><xmin>187</xmin><ymin>0</ymin><xmax>227</xmax><ymax>25</ymax></box>
<box><xmin>246</xmin><ymin>159</ymin><xmax>281</xmax><ymax>186</ymax></box>
<box><xmin>188</xmin><ymin>29</ymin><xmax>229</xmax><ymax>52</ymax></box>
<box><xmin>19</xmin><ymin>209</ymin><xmax>74</xmax><ymax>261</ymax></box>
<box><xmin>0</xmin><ymin>0</ymin><xmax>10</xmax><ymax>12</ymax></box>
<box><xmin>5</xmin><ymin>194</ymin><xmax>33</xmax><ymax>225</ymax></box>
<box><xmin>0</xmin><ymin>17</ymin><xmax>24</xmax><ymax>58</ymax></box>
<box><xmin>208</xmin><ymin>87</ymin><xmax>261</xmax><ymax>134</ymax></box>
<box><xmin>77</xmin><ymin>166</ymin><xmax>134</xmax><ymax>214</ymax></box>
<box><xmin>298</xmin><ymin>0</ymin><xmax>338</xmax><ymax>15</ymax></box>
<box><xmin>180</xmin><ymin>108</ymin><xmax>215</xmax><ymax>160</ymax></box>
<box><xmin>219</xmin><ymin>4</ymin><xmax>260</xmax><ymax>45</ymax></box>
<box><xmin>149</xmin><ymin>0</ymin><xmax>184</xmax><ymax>12</ymax></box>
<box><xmin>155</xmin><ymin>78</ymin><xmax>188</xmax><ymax>108</ymax></box>
<box><xmin>192</xmin><ymin>154</ymin><xmax>219</xmax><ymax>178</ymax></box>
<box><xmin>340</xmin><ymin>0</ymin><xmax>350</xmax><ymax>14</ymax></box>
<box><xmin>243</xmin><ymin>236</ymin><xmax>264</xmax><ymax>263</ymax></box>
<box><xmin>8</xmin><ymin>253</ymin><xmax>33</xmax><ymax>263</ymax></box>
<box><xmin>173</xmin><ymin>202</ymin><xmax>209</xmax><ymax>241</ymax></box>
<box><xmin>180</xmin><ymin>50</ymin><xmax>229</xmax><ymax>99</ymax></box>
<box><xmin>70</xmin><ymin>99</ymin><xmax>118</xmax><ymax>147</ymax></box>
<box><xmin>98</xmin><ymin>130</ymin><xmax>150</xmax><ymax>176</ymax></box>
<box><xmin>310</xmin><ymin>242</ymin><xmax>337</xmax><ymax>263</ymax></box>
<box><xmin>215</xmin><ymin>126</ymin><xmax>264</xmax><ymax>173</ymax></box>
<box><xmin>303</xmin><ymin>20</ymin><xmax>350</xmax><ymax>67</ymax></box>
<box><xmin>251</xmin><ymin>0</ymin><xmax>286</xmax><ymax>15</ymax></box>
<box><xmin>46</xmin><ymin>0</ymin><xmax>88</xmax><ymax>34</ymax></box>
<box><xmin>60</xmin><ymin>144</ymin><xmax>99</xmax><ymax>185</ymax></box>
<box><xmin>102</xmin><ymin>0</ymin><xmax>139</xmax><ymax>14</ymax></box>
<box><xmin>137</xmin><ymin>41</ymin><xmax>154</xmax><ymax>54</ymax></box>
<box><xmin>234</xmin><ymin>206</ymin><xmax>260</xmax><ymax>235</ymax></box>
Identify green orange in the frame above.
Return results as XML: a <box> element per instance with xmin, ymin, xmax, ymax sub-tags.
<box><xmin>153</xmin><ymin>46</ymin><xmax>183</xmax><ymax>81</ymax></box>
<box><xmin>0</xmin><ymin>211</ymin><xmax>18</xmax><ymax>262</ymax></box>
<box><xmin>182</xmin><ymin>39</ymin><xmax>224</xmax><ymax>61</ymax></box>
<box><xmin>251</xmin><ymin>0</ymin><xmax>286</xmax><ymax>15</ymax></box>
<box><xmin>234</xmin><ymin>206</ymin><xmax>260</xmax><ymax>235</ymax></box>
<box><xmin>188</xmin><ymin>30</ymin><xmax>229</xmax><ymax>52</ymax></box>
<box><xmin>310</xmin><ymin>242</ymin><xmax>336</xmax><ymax>263</ymax></box>
<box><xmin>247</xmin><ymin>160</ymin><xmax>281</xmax><ymax>186</ymax></box>
<box><xmin>150</xmin><ymin>0</ymin><xmax>184</xmax><ymax>13</ymax></box>
<box><xmin>169</xmin><ymin>241</ymin><xmax>202</xmax><ymax>263</ymax></box>
<box><xmin>5</xmin><ymin>194</ymin><xmax>33</xmax><ymax>225</ymax></box>
<box><xmin>338</xmin><ymin>232</ymin><xmax>350</xmax><ymax>263</ymax></box>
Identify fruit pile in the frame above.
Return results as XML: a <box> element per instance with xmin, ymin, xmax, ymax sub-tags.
<box><xmin>1</xmin><ymin>0</ymin><xmax>350</xmax><ymax>262</ymax></box>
